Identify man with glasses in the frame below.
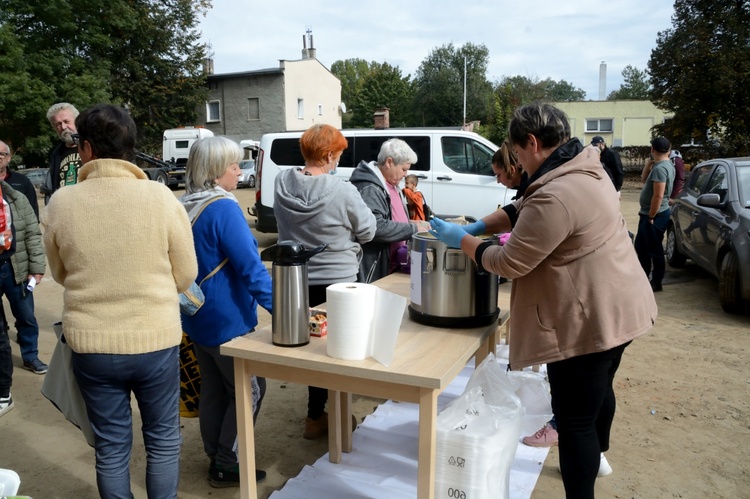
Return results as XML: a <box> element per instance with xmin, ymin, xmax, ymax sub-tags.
<box><xmin>0</xmin><ymin>141</ymin><xmax>39</xmax><ymax>220</ymax></box>
<box><xmin>43</xmin><ymin>102</ymin><xmax>82</xmax><ymax>203</ymax></box>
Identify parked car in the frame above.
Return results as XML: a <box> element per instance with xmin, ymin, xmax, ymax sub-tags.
<box><xmin>17</xmin><ymin>168</ymin><xmax>49</xmax><ymax>191</ymax></box>
<box><xmin>239</xmin><ymin>160</ymin><xmax>255</xmax><ymax>188</ymax></box>
<box><xmin>666</xmin><ymin>157</ymin><xmax>750</xmax><ymax>313</ymax></box>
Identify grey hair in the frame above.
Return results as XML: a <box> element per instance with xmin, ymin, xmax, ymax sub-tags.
<box><xmin>185</xmin><ymin>136</ymin><xmax>243</xmax><ymax>194</ymax></box>
<box><xmin>508</xmin><ymin>101</ymin><xmax>570</xmax><ymax>150</ymax></box>
<box><xmin>46</xmin><ymin>103</ymin><xmax>79</xmax><ymax>125</ymax></box>
<box><xmin>377</xmin><ymin>138</ymin><xmax>418</xmax><ymax>167</ymax></box>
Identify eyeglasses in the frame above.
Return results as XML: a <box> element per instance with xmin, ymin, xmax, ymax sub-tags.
<box><xmin>0</xmin><ymin>152</ymin><xmax>9</xmax><ymax>158</ymax></box>
<box><xmin>71</xmin><ymin>134</ymin><xmax>82</xmax><ymax>146</ymax></box>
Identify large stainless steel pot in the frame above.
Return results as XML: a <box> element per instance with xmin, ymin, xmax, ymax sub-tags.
<box><xmin>408</xmin><ymin>232</ymin><xmax>499</xmax><ymax>328</ymax></box>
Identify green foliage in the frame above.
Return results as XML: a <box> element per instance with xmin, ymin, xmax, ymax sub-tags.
<box><xmin>607</xmin><ymin>65</ymin><xmax>651</xmax><ymax>100</ymax></box>
<box><xmin>412</xmin><ymin>43</ymin><xmax>494</xmax><ymax>127</ymax></box>
<box><xmin>331</xmin><ymin>58</ymin><xmax>373</xmax><ymax>127</ymax></box>
<box><xmin>648</xmin><ymin>0</ymin><xmax>750</xmax><ymax>156</ymax></box>
<box><xmin>350</xmin><ymin>63</ymin><xmax>414</xmax><ymax>128</ymax></box>
<box><xmin>0</xmin><ymin>0</ymin><xmax>211</xmax><ymax>165</ymax></box>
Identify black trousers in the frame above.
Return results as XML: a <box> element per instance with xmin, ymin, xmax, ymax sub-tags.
<box><xmin>307</xmin><ymin>284</ymin><xmax>330</xmax><ymax>419</ymax></box>
<box><xmin>547</xmin><ymin>341</ymin><xmax>630</xmax><ymax>499</ymax></box>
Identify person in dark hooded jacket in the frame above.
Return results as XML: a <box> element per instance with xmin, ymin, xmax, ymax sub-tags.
<box><xmin>349</xmin><ymin>138</ymin><xmax>427</xmax><ymax>283</ymax></box>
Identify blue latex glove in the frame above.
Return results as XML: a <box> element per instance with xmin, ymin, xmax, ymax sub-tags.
<box><xmin>429</xmin><ymin>217</ymin><xmax>469</xmax><ymax>248</ymax></box>
<box><xmin>463</xmin><ymin>220</ymin><xmax>487</xmax><ymax>236</ymax></box>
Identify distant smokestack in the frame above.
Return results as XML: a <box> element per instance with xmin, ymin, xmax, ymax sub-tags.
<box><xmin>302</xmin><ymin>27</ymin><xmax>316</xmax><ymax>59</ymax></box>
<box><xmin>203</xmin><ymin>57</ymin><xmax>214</xmax><ymax>75</ymax></box>
<box><xmin>374</xmin><ymin>108</ymin><xmax>390</xmax><ymax>129</ymax></box>
<box><xmin>599</xmin><ymin>61</ymin><xmax>607</xmax><ymax>100</ymax></box>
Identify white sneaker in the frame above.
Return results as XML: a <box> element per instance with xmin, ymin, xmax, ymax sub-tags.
<box><xmin>0</xmin><ymin>394</ymin><xmax>14</xmax><ymax>418</ymax></box>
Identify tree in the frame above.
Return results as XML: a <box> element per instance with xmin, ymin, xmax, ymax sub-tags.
<box><xmin>330</xmin><ymin>58</ymin><xmax>373</xmax><ymax>127</ymax></box>
<box><xmin>350</xmin><ymin>63</ymin><xmax>414</xmax><ymax>128</ymax></box>
<box><xmin>412</xmin><ymin>43</ymin><xmax>494</xmax><ymax>127</ymax></box>
<box><xmin>607</xmin><ymin>65</ymin><xmax>651</xmax><ymax>100</ymax></box>
<box><xmin>0</xmin><ymin>0</ymin><xmax>211</xmax><ymax>166</ymax></box>
<box><xmin>648</xmin><ymin>0</ymin><xmax>750</xmax><ymax>155</ymax></box>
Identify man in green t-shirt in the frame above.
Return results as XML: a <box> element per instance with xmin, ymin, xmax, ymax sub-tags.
<box><xmin>634</xmin><ymin>137</ymin><xmax>675</xmax><ymax>292</ymax></box>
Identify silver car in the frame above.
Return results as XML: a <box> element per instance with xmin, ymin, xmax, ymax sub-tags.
<box><xmin>666</xmin><ymin>157</ymin><xmax>750</xmax><ymax>313</ymax></box>
<box><xmin>239</xmin><ymin>160</ymin><xmax>255</xmax><ymax>188</ymax></box>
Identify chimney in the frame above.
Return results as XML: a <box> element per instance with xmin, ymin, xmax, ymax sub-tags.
<box><xmin>302</xmin><ymin>27</ymin><xmax>316</xmax><ymax>59</ymax></box>
<box><xmin>202</xmin><ymin>57</ymin><xmax>214</xmax><ymax>75</ymax></box>
<box><xmin>373</xmin><ymin>108</ymin><xmax>390</xmax><ymax>129</ymax></box>
<box><xmin>599</xmin><ymin>61</ymin><xmax>606</xmax><ymax>100</ymax></box>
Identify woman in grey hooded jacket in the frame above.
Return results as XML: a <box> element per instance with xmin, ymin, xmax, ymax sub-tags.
<box><xmin>274</xmin><ymin>124</ymin><xmax>376</xmax><ymax>439</ymax></box>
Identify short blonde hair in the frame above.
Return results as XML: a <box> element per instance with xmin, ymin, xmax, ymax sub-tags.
<box><xmin>185</xmin><ymin>136</ymin><xmax>243</xmax><ymax>193</ymax></box>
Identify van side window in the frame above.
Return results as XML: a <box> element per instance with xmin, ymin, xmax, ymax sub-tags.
<box><xmin>441</xmin><ymin>137</ymin><xmax>494</xmax><ymax>175</ymax></box>
<box><xmin>269</xmin><ymin>138</ymin><xmax>305</xmax><ymax>166</ymax></box>
<box><xmin>346</xmin><ymin>136</ymin><xmax>431</xmax><ymax>171</ymax></box>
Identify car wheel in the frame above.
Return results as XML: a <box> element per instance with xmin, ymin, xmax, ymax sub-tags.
<box><xmin>718</xmin><ymin>251</ymin><xmax>744</xmax><ymax>313</ymax></box>
<box><xmin>248</xmin><ymin>175</ymin><xmax>255</xmax><ymax>188</ymax></box>
<box><xmin>666</xmin><ymin>225</ymin><xmax>687</xmax><ymax>267</ymax></box>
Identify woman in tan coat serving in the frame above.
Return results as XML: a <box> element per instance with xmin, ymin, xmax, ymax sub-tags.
<box><xmin>429</xmin><ymin>102</ymin><xmax>657</xmax><ymax>499</ymax></box>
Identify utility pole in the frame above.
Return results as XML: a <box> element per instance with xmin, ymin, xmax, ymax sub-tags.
<box><xmin>463</xmin><ymin>56</ymin><xmax>467</xmax><ymax>127</ymax></box>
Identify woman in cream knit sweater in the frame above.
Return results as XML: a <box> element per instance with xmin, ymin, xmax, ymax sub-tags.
<box><xmin>43</xmin><ymin>104</ymin><xmax>197</xmax><ymax>499</ymax></box>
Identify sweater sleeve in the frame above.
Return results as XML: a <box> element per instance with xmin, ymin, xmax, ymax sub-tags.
<box><xmin>215</xmin><ymin>202</ymin><xmax>273</xmax><ymax>314</ymax></box>
<box><xmin>345</xmin><ymin>184</ymin><xmax>377</xmax><ymax>244</ymax></box>
<box><xmin>167</xmin><ymin>195</ymin><xmax>198</xmax><ymax>293</ymax></box>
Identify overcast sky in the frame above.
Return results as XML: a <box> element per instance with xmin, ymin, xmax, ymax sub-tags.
<box><xmin>199</xmin><ymin>0</ymin><xmax>675</xmax><ymax>101</ymax></box>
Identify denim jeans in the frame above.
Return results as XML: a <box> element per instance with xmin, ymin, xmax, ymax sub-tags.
<box><xmin>634</xmin><ymin>210</ymin><xmax>670</xmax><ymax>285</ymax></box>
<box><xmin>547</xmin><ymin>342</ymin><xmax>630</xmax><ymax>499</ymax></box>
<box><xmin>0</xmin><ymin>313</ymin><xmax>10</xmax><ymax>398</ymax></box>
<box><xmin>0</xmin><ymin>261</ymin><xmax>40</xmax><ymax>362</ymax></box>
<box><xmin>73</xmin><ymin>346</ymin><xmax>181</xmax><ymax>499</ymax></box>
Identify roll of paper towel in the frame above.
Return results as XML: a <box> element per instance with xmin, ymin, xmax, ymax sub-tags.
<box><xmin>326</xmin><ymin>283</ymin><xmax>377</xmax><ymax>360</ymax></box>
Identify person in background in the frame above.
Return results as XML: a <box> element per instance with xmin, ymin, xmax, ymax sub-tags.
<box><xmin>429</xmin><ymin>102</ymin><xmax>657</xmax><ymax>499</ymax></box>
<box><xmin>43</xmin><ymin>104</ymin><xmax>197</xmax><ymax>499</ymax></box>
<box><xmin>0</xmin><ymin>178</ymin><xmax>15</xmax><ymax>418</ymax></box>
<box><xmin>635</xmin><ymin>137</ymin><xmax>676</xmax><ymax>292</ymax></box>
<box><xmin>44</xmin><ymin>102</ymin><xmax>82</xmax><ymax>203</ymax></box>
<box><xmin>0</xmin><ymin>178</ymin><xmax>46</xmax><ymax>374</ymax></box>
<box><xmin>274</xmin><ymin>124</ymin><xmax>376</xmax><ymax>440</ymax></box>
<box><xmin>0</xmin><ymin>141</ymin><xmax>39</xmax><ymax>219</ymax></box>
<box><xmin>492</xmin><ymin>139</ymin><xmax>529</xmax><ymax>200</ymax></box>
<box><xmin>180</xmin><ymin>136</ymin><xmax>273</xmax><ymax>487</ymax></box>
<box><xmin>350</xmin><ymin>138</ymin><xmax>427</xmax><ymax>283</ymax></box>
<box><xmin>591</xmin><ymin>136</ymin><xmax>624</xmax><ymax>195</ymax></box>
<box><xmin>669</xmin><ymin>149</ymin><xmax>686</xmax><ymax>202</ymax></box>
<box><xmin>402</xmin><ymin>174</ymin><xmax>427</xmax><ymax>221</ymax></box>
<box><xmin>0</xmin><ymin>140</ymin><xmax>41</xmax><ymax>362</ymax></box>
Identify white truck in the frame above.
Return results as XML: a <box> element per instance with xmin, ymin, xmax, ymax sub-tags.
<box><xmin>162</xmin><ymin>127</ymin><xmax>215</xmax><ymax>167</ymax></box>
<box><xmin>135</xmin><ymin>127</ymin><xmax>215</xmax><ymax>188</ymax></box>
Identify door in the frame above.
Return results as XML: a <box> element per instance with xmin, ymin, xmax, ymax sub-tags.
<box><xmin>430</xmin><ymin>136</ymin><xmax>512</xmax><ymax>220</ymax></box>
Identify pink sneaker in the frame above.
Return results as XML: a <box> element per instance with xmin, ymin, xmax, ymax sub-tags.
<box><xmin>522</xmin><ymin>423</ymin><xmax>559</xmax><ymax>447</ymax></box>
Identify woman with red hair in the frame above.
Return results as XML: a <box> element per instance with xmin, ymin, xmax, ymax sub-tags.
<box><xmin>274</xmin><ymin>124</ymin><xmax>376</xmax><ymax>439</ymax></box>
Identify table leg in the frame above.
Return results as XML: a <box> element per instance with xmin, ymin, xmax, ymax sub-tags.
<box><xmin>234</xmin><ymin>358</ymin><xmax>257</xmax><ymax>499</ymax></box>
<box><xmin>328</xmin><ymin>389</ymin><xmax>343</xmax><ymax>463</ymax></box>
<box><xmin>341</xmin><ymin>391</ymin><xmax>353</xmax><ymax>453</ymax></box>
<box><xmin>417</xmin><ymin>388</ymin><xmax>438</xmax><ymax>499</ymax></box>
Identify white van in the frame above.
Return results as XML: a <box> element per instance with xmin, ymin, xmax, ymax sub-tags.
<box><xmin>162</xmin><ymin>127</ymin><xmax>214</xmax><ymax>166</ymax></box>
<box><xmin>252</xmin><ymin>128</ymin><xmax>515</xmax><ymax>233</ymax></box>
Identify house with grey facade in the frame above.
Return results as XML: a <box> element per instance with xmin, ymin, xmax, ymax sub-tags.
<box><xmin>196</xmin><ymin>47</ymin><xmax>342</xmax><ymax>147</ymax></box>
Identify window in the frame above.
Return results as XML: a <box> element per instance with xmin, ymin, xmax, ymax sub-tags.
<box><xmin>297</xmin><ymin>99</ymin><xmax>304</xmax><ymax>119</ymax></box>
<box><xmin>248</xmin><ymin>98</ymin><xmax>260</xmax><ymax>121</ymax></box>
<box><xmin>440</xmin><ymin>137</ymin><xmax>494</xmax><ymax>175</ymax></box>
<box><xmin>706</xmin><ymin>166</ymin><xmax>728</xmax><ymax>203</ymax></box>
<box><xmin>318</xmin><ymin>104</ymin><xmax>323</xmax><ymax>116</ymax></box>
<box><xmin>207</xmin><ymin>101</ymin><xmax>221</xmax><ymax>122</ymax></box>
<box><xmin>585</xmin><ymin>119</ymin><xmax>613</xmax><ymax>132</ymax></box>
<box><xmin>339</xmin><ymin>136</ymin><xmax>431</xmax><ymax>171</ymax></box>
<box><xmin>688</xmin><ymin>165</ymin><xmax>714</xmax><ymax>194</ymax></box>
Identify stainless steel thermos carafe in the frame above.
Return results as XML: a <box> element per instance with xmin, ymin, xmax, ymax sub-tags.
<box><xmin>260</xmin><ymin>241</ymin><xmax>327</xmax><ymax>347</ymax></box>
